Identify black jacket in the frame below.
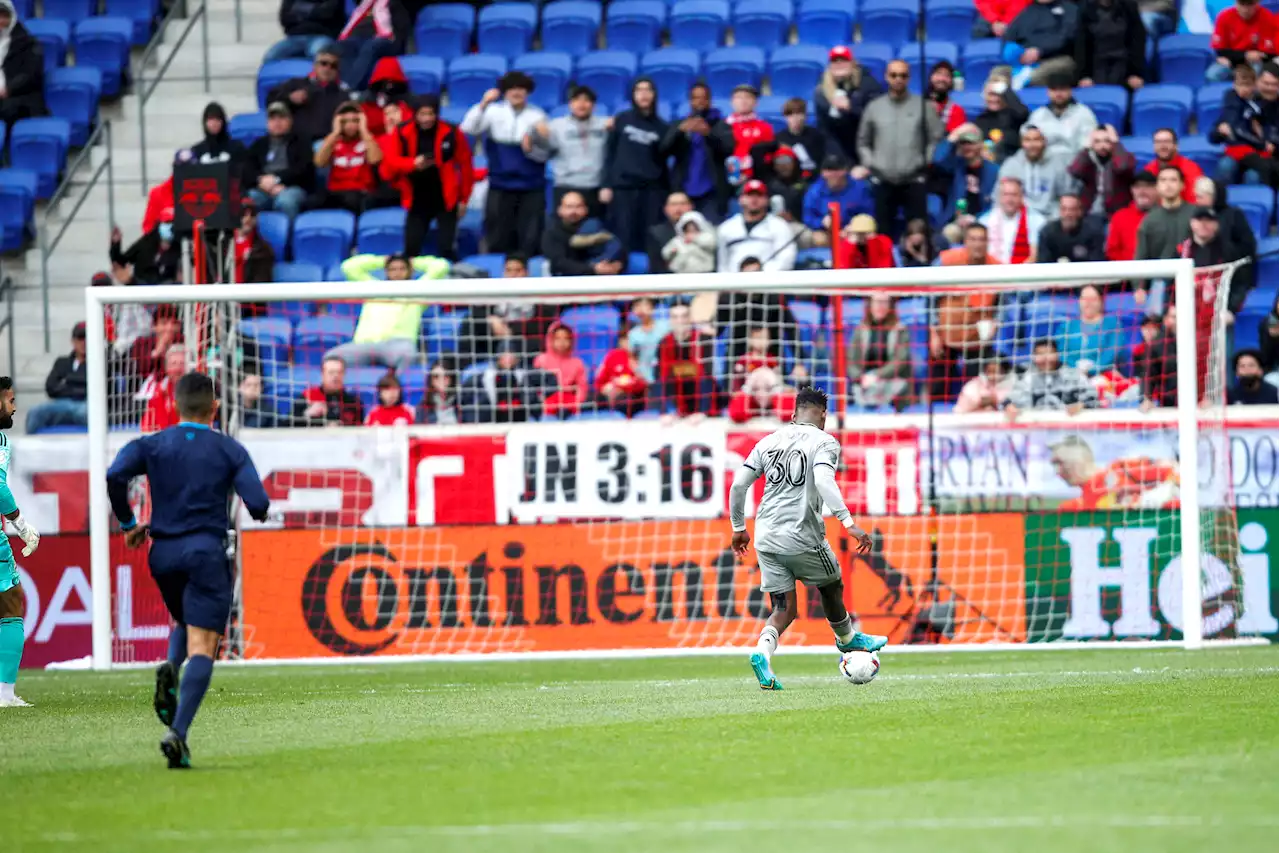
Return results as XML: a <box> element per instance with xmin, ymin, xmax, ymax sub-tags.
<box><xmin>974</xmin><ymin>96</ymin><xmax>1030</xmax><ymax>162</ymax></box>
<box><xmin>243</xmin><ymin>132</ymin><xmax>317</xmax><ymax>192</ymax></box>
<box><xmin>813</xmin><ymin>68</ymin><xmax>883</xmax><ymax>164</ymax></box>
<box><xmin>1260</xmin><ymin>308</ymin><xmax>1278</xmax><ymax>373</ymax></box>
<box><xmin>541</xmin><ymin>216</ymin><xmax>615</xmax><ymax>276</ymax></box>
<box><xmin>191</xmin><ymin>102</ymin><xmax>249</xmax><ymax>167</ymax></box>
<box><xmin>45</xmin><ymin>353</ymin><xmax>87</xmax><ymax>401</ymax></box>
<box><xmin>1</xmin><ymin>15</ymin><xmax>45</xmax><ymax>114</ymax></box>
<box><xmin>1182</xmin><ymin>233</ymin><xmax>1252</xmax><ymax>311</ymax></box>
<box><xmin>1075</xmin><ymin>0</ymin><xmax>1147</xmax><ymax>85</ymax></box>
<box><xmin>660</xmin><ymin>108</ymin><xmax>733</xmax><ymax>201</ymax></box>
<box><xmin>646</xmin><ymin>220</ymin><xmax>677</xmax><ymax>273</ymax></box>
<box><xmin>267</xmin><ymin>76</ymin><xmax>353</xmax><ymax>144</ymax></box>
<box><xmin>110</xmin><ymin>229</ymin><xmax>181</xmax><ymax>284</ymax></box>
<box><xmin>1004</xmin><ymin>0</ymin><xmax>1079</xmax><ymax>60</ymax></box>
<box><xmin>1211</xmin><ymin>179</ymin><xmax>1257</xmax><ymax>304</ymax></box>
<box><xmin>278</xmin><ymin>0</ymin><xmax>346</xmax><ymax>37</ymax></box>
<box><xmin>1038</xmin><ymin>217</ymin><xmax>1107</xmax><ymax>263</ymax></box>
<box><xmin>776</xmin><ymin>126</ymin><xmax>827</xmax><ymax>176</ymax></box>
<box><xmin>605</xmin><ymin>79</ymin><xmax>670</xmax><ymax>189</ymax></box>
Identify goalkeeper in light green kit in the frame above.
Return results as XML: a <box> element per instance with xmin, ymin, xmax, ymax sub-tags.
<box><xmin>0</xmin><ymin>377</ymin><xmax>42</xmax><ymax>707</ymax></box>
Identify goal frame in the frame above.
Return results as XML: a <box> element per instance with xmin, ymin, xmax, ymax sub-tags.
<box><xmin>84</xmin><ymin>259</ymin><xmax>1209</xmax><ymax>669</ymax></box>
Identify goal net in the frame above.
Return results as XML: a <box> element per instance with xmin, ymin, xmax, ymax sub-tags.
<box><xmin>86</xmin><ymin>258</ymin><xmax>1277</xmax><ymax>668</ymax></box>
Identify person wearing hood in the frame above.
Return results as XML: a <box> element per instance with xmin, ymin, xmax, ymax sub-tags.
<box><xmin>974</xmin><ymin>76</ymin><xmax>1029</xmax><ymax>163</ymax></box>
<box><xmin>604</xmin><ymin>76</ymin><xmax>669</xmax><ymax>256</ymax></box>
<box><xmin>997</xmin><ymin>125</ymin><xmax>1072</xmax><ymax>218</ymax></box>
<box><xmin>529</xmin><ymin>84</ymin><xmax>610</xmax><ymax>216</ymax></box>
<box><xmin>380</xmin><ymin>94</ymin><xmax>473</xmax><ymax>258</ymax></box>
<box><xmin>813</xmin><ymin>45</ymin><xmax>883</xmax><ymax>166</ymax></box>
<box><xmin>661</xmin><ymin>210</ymin><xmax>717</xmax><ymax>274</ymax></box>
<box><xmin>1001</xmin><ymin>0</ymin><xmax>1081</xmax><ymax>88</ymax></box>
<box><xmin>763</xmin><ymin>146</ymin><xmax>811</xmax><ymax>227</ymax></box>
<box><xmin>543</xmin><ymin>190</ymin><xmax>625</xmax><ymax>276</ymax></box>
<box><xmin>263</xmin><ymin>0</ymin><xmax>344</xmax><ymax>64</ymax></box>
<box><xmin>462</xmin><ymin>70</ymin><xmax>548</xmax><ymax>257</ymax></box>
<box><xmin>1025</xmin><ymin>75</ymin><xmax>1098</xmax><ymax>161</ymax></box>
<box><xmin>1068</xmin><ymin>125</ymin><xmax>1135</xmax><ymax>218</ymax></box>
<box><xmin>662</xmin><ymin>81</ymin><xmax>734</xmax><ymax>222</ymax></box>
<box><xmin>110</xmin><ymin>216</ymin><xmax>182</xmax><ymax>285</ymax></box>
<box><xmin>802</xmin><ymin>153</ymin><xmax>873</xmax><ymax>245</ymax></box>
<box><xmin>534</xmin><ymin>322</ymin><xmax>590</xmax><ymax>419</ymax></box>
<box><xmin>243</xmin><ymin>101</ymin><xmax>315</xmax><ymax>221</ymax></box>
<box><xmin>313</xmin><ymin>100</ymin><xmax>384</xmax><ymax>215</ymax></box>
<box><xmin>1229</xmin><ymin>349</ymin><xmax>1280</xmax><ymax>405</ymax></box>
<box><xmin>0</xmin><ymin>0</ymin><xmax>44</xmax><ymax>141</ymax></box>
<box><xmin>190</xmin><ymin>102</ymin><xmax>248</xmax><ymax>167</ymax></box>
<box><xmin>266</xmin><ymin>46</ymin><xmax>352</xmax><ymax>144</ymax></box>
<box><xmin>1193</xmin><ymin>175</ymin><xmax>1256</xmax><ymax>303</ymax></box>
<box><xmin>360</xmin><ymin>57</ymin><xmax>413</xmax><ymax>138</ymax></box>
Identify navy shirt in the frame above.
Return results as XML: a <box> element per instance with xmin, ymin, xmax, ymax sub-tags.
<box><xmin>106</xmin><ymin>422</ymin><xmax>270</xmax><ymax>538</ymax></box>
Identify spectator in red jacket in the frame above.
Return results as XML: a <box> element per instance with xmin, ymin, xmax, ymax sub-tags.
<box><xmin>313</xmin><ymin>102</ymin><xmax>385</xmax><ymax>214</ymax></box>
<box><xmin>535</xmin><ymin>322</ymin><xmax>589</xmax><ymax>419</ymax></box>
<box><xmin>129</xmin><ymin>309</ymin><xmax>183</xmax><ymax>395</ymax></box>
<box><xmin>1105</xmin><ymin>171</ymin><xmax>1156</xmax><ymax>261</ymax></box>
<box><xmin>379</xmin><ymin>94</ymin><xmax>475</xmax><ymax>259</ymax></box>
<box><xmin>1143</xmin><ymin>128</ymin><xmax>1202</xmax><ymax>204</ymax></box>
<box><xmin>725</xmin><ymin>84</ymin><xmax>774</xmax><ymax>180</ymax></box>
<box><xmin>140</xmin><ymin>343</ymin><xmax>187</xmax><ymax>432</ymax></box>
<box><xmin>1208</xmin><ymin>0</ymin><xmax>1279</xmax><ymax>82</ymax></box>
<box><xmin>359</xmin><ymin>57</ymin><xmax>412</xmax><ymax>138</ymax></box>
<box><xmin>973</xmin><ymin>0</ymin><xmax>1032</xmax><ymax>38</ymax></box>
<box><xmin>365</xmin><ymin>372</ymin><xmax>415</xmax><ymax>425</ymax></box>
<box><xmin>657</xmin><ymin>302</ymin><xmax>719</xmax><ymax>416</ymax></box>
<box><xmin>929</xmin><ymin>61</ymin><xmax>967</xmax><ymax>134</ymax></box>
<box><xmin>293</xmin><ymin>356</ymin><xmax>364</xmax><ymax>426</ymax></box>
<box><xmin>838</xmin><ymin>213</ymin><xmax>896</xmax><ymax>269</ymax></box>
<box><xmin>727</xmin><ymin>366</ymin><xmax>798</xmax><ymax>423</ymax></box>
<box><xmin>232</xmin><ymin>199</ymin><xmax>276</xmax><ymax>318</ymax></box>
<box><xmin>595</xmin><ymin>338</ymin><xmax>649</xmax><ymax>417</ymax></box>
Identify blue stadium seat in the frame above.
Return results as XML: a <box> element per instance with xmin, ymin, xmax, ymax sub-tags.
<box><xmin>1195</xmin><ymin>82</ymin><xmax>1230</xmax><ymax>131</ymax></box>
<box><xmin>1018</xmin><ymin>87</ymin><xmax>1050</xmax><ymax>112</ymax></box>
<box><xmin>291</xmin><ymin>210</ymin><xmax>356</xmax><ymax>269</ymax></box>
<box><xmin>1120</xmin><ymin>134</ymin><xmax>1155</xmax><ymax>162</ymax></box>
<box><xmin>8</xmin><ymin>0</ymin><xmax>32</xmax><ymax>15</ymax></box>
<box><xmin>448</xmin><ymin>54</ymin><xmax>508</xmax><ymax>106</ymax></box>
<box><xmin>703</xmin><ymin>46</ymin><xmax>765</xmax><ymax>99</ymax></box>
<box><xmin>239</xmin><ymin>317</ymin><xmax>293</xmax><ymax>347</ymax></box>
<box><xmin>1075</xmin><ymin>85</ymin><xmax>1127</xmax><ymax>129</ymax></box>
<box><xmin>640</xmin><ymin>48</ymin><xmax>701</xmax><ymax>98</ymax></box>
<box><xmin>860</xmin><ymin>0</ymin><xmax>916</xmax><ymax>52</ymax></box>
<box><xmin>414</xmin><ymin>3</ymin><xmax>475</xmax><ymax>62</ymax></box>
<box><xmin>560</xmin><ymin>305</ymin><xmax>621</xmax><ymax>333</ymax></box>
<box><xmin>257</xmin><ymin>59</ymin><xmax>312</xmax><ymax>109</ymax></box>
<box><xmin>229</xmin><ymin>111</ymin><xmax>267</xmax><ymax>146</ymax></box>
<box><xmin>272</xmin><ymin>261</ymin><xmax>324</xmax><ymax>283</ymax></box>
<box><xmin>732</xmin><ymin>0</ymin><xmax>792</xmax><ymax>50</ymax></box>
<box><xmin>668</xmin><ymin>0</ymin><xmax>729</xmax><ymax>53</ymax></box>
<box><xmin>852</xmin><ymin>42</ymin><xmax>893</xmax><ymax>83</ymax></box>
<box><xmin>476</xmin><ymin>3</ymin><xmax>537</xmax><ymax>58</ymax></box>
<box><xmin>295</xmin><ymin>316</ymin><xmax>358</xmax><ymax>366</ymax></box>
<box><xmin>1158</xmin><ymin>34</ymin><xmax>1213</xmax><ymax>86</ymax></box>
<box><xmin>25</xmin><ymin>19</ymin><xmax>69</xmax><ymax>74</ymax></box>
<box><xmin>44</xmin><ymin>66</ymin><xmax>101</xmax><ymax>148</ymax></box>
<box><xmin>576</xmin><ymin>51</ymin><xmax>638</xmax><ymax>106</ymax></box>
<box><xmin>424</xmin><ymin>311</ymin><xmax>464</xmax><ymax>362</ymax></box>
<box><xmin>514</xmin><ymin>52</ymin><xmax>574</xmax><ymax>109</ymax></box>
<box><xmin>925</xmin><ymin>0</ymin><xmax>975</xmax><ymax>37</ymax></box>
<box><xmin>1132</xmin><ymin>84</ymin><xmax>1192</xmax><ymax>136</ymax></box>
<box><xmin>768</xmin><ymin>45</ymin><xmax>826</xmax><ymax>99</ymax></box>
<box><xmin>796</xmin><ymin>0</ymin><xmax>854</xmax><ymax>47</ymax></box>
<box><xmin>757</xmin><ymin>94</ymin><xmax>797</xmax><ymax>130</ymax></box>
<box><xmin>347</xmin><ymin>366</ymin><xmax>391</xmax><ymax>411</ymax></box>
<box><xmin>962</xmin><ymin>39</ymin><xmax>1002</xmax><ymax>85</ymax></box>
<box><xmin>397</xmin><ymin>55</ymin><xmax>445</xmax><ymax>94</ymax></box>
<box><xmin>1179</xmin><ymin>135</ymin><xmax>1224</xmax><ymax>176</ymax></box>
<box><xmin>9</xmin><ymin>118</ymin><xmax>70</xmax><ymax>199</ymax></box>
<box><xmin>72</xmin><ymin>18</ymin><xmax>133</xmax><ymax>98</ymax></box>
<box><xmin>604</xmin><ymin>0</ymin><xmax>665</xmax><ymax>53</ymax></box>
<box><xmin>1227</xmin><ymin>185</ymin><xmax>1276</xmax><ymax>237</ymax></box>
<box><xmin>356</xmin><ymin>207</ymin><xmax>407</xmax><ymax>256</ymax></box>
<box><xmin>460</xmin><ymin>253</ymin><xmax>506</xmax><ymax>277</ymax></box>
<box><xmin>952</xmin><ymin>90</ymin><xmax>984</xmax><ymax>116</ymax></box>
<box><xmin>457</xmin><ymin>206</ymin><xmax>484</xmax><ymax>256</ymax></box>
<box><xmin>41</xmin><ymin>0</ymin><xmax>94</xmax><ymax>21</ymax></box>
<box><xmin>105</xmin><ymin>0</ymin><xmax>159</xmax><ymax>45</ymax></box>
<box><xmin>0</xmin><ymin>169</ymin><xmax>37</xmax><ymax>253</ymax></box>
<box><xmin>541</xmin><ymin>1</ymin><xmax>601</xmax><ymax>55</ymax></box>
<box><xmin>257</xmin><ymin>210</ymin><xmax>290</xmax><ymax>260</ymax></box>
<box><xmin>900</xmin><ymin>42</ymin><xmax>958</xmax><ymax>93</ymax></box>
<box><xmin>626</xmin><ymin>251</ymin><xmax>649</xmax><ymax>274</ymax></box>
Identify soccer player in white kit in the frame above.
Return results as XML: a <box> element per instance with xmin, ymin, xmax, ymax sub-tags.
<box><xmin>728</xmin><ymin>388</ymin><xmax>887</xmax><ymax>690</ymax></box>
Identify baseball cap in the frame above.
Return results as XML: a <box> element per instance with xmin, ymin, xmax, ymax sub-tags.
<box><xmin>732</xmin><ymin>83</ymin><xmax>759</xmax><ymax>97</ymax></box>
<box><xmin>849</xmin><ymin>214</ymin><xmax>877</xmax><ymax>234</ymax></box>
<box><xmin>829</xmin><ymin>45</ymin><xmax>852</xmax><ymax>62</ymax></box>
<box><xmin>1191</xmin><ymin>206</ymin><xmax>1218</xmax><ymax>220</ymax></box>
<box><xmin>266</xmin><ymin>101</ymin><xmax>291</xmax><ymax>118</ymax></box>
<box><xmin>773</xmin><ymin>145</ymin><xmax>797</xmax><ymax>162</ymax></box>
<box><xmin>741</xmin><ymin>179</ymin><xmax>768</xmax><ymax>195</ymax></box>
<box><xmin>820</xmin><ymin>153</ymin><xmax>849</xmax><ymax>171</ymax></box>
<box><xmin>956</xmin><ymin>128</ymin><xmax>982</xmax><ymax>144</ymax></box>
<box><xmin>90</xmin><ymin>271</ymin><xmax>112</xmax><ymax>287</ymax></box>
<box><xmin>72</xmin><ymin>322</ymin><xmax>86</xmax><ymax>339</ymax></box>
<box><xmin>1132</xmin><ymin>171</ymin><xmax>1157</xmax><ymax>186</ymax></box>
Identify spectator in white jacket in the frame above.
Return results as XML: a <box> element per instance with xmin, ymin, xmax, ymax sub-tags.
<box><xmin>997</xmin><ymin>124</ymin><xmax>1073</xmax><ymax>218</ymax></box>
<box><xmin>461</xmin><ymin>71</ymin><xmax>549</xmax><ymax>257</ymax></box>
<box><xmin>717</xmin><ymin>179</ymin><xmax>797</xmax><ymax>272</ymax></box>
<box><xmin>662</xmin><ymin>210</ymin><xmax>717</xmax><ymax>274</ymax></box>
<box><xmin>1023</xmin><ymin>73</ymin><xmax>1098</xmax><ymax>162</ymax></box>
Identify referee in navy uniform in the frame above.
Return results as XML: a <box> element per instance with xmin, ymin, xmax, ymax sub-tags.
<box><xmin>107</xmin><ymin>372</ymin><xmax>271</xmax><ymax>769</ymax></box>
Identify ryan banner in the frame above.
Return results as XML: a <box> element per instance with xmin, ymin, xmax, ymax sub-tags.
<box><xmin>239</xmin><ymin>515</ymin><xmax>1028</xmax><ymax>659</ymax></box>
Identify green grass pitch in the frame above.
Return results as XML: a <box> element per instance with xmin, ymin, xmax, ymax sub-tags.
<box><xmin>3</xmin><ymin>646</ymin><xmax>1277</xmax><ymax>853</ymax></box>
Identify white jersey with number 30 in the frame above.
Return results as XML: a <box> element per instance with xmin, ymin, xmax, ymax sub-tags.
<box><xmin>743</xmin><ymin>423</ymin><xmax>842</xmax><ymax>555</ymax></box>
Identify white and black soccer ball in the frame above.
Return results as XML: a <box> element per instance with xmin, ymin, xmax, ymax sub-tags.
<box><xmin>838</xmin><ymin>650</ymin><xmax>880</xmax><ymax>685</ymax></box>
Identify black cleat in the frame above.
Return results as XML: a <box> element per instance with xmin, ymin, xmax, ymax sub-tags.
<box><xmin>153</xmin><ymin>662</ymin><xmax>178</xmax><ymax>726</ymax></box>
<box><xmin>160</xmin><ymin>729</ymin><xmax>191</xmax><ymax>769</ymax></box>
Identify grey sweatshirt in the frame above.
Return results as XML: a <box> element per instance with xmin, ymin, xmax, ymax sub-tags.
<box><xmin>856</xmin><ymin>93</ymin><xmax>943</xmax><ymax>184</ymax></box>
<box><xmin>531</xmin><ymin>114</ymin><xmax>610</xmax><ymax>189</ymax></box>
<box><xmin>1006</xmin><ymin>365</ymin><xmax>1098</xmax><ymax>411</ymax></box>
<box><xmin>1135</xmin><ymin>202</ymin><xmax>1194</xmax><ymax>261</ymax></box>
<box><xmin>997</xmin><ymin>150</ymin><xmax>1074</xmax><ymax>218</ymax></box>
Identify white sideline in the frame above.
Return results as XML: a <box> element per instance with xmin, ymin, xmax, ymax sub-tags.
<box><xmin>85</xmin><ymin>637</ymin><xmax>1271</xmax><ymax>671</ymax></box>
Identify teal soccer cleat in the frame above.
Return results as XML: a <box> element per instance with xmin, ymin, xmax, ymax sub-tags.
<box><xmin>153</xmin><ymin>662</ymin><xmax>178</xmax><ymax>726</ymax></box>
<box><xmin>837</xmin><ymin>632</ymin><xmax>888</xmax><ymax>654</ymax></box>
<box><xmin>749</xmin><ymin>652</ymin><xmax>783</xmax><ymax>690</ymax></box>
<box><xmin>160</xmin><ymin>729</ymin><xmax>191</xmax><ymax>770</ymax></box>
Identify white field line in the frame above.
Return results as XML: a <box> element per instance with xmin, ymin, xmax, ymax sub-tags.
<box><xmin>36</xmin><ymin>814</ymin><xmax>1280</xmax><ymax>845</ymax></box>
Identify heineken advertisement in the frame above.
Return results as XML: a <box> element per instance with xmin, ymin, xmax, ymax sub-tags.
<box><xmin>1025</xmin><ymin>509</ymin><xmax>1280</xmax><ymax>643</ymax></box>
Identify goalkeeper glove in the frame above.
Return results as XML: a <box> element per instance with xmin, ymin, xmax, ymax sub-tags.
<box><xmin>9</xmin><ymin>514</ymin><xmax>40</xmax><ymax>557</ymax></box>
<box><xmin>249</xmin><ymin>504</ymin><xmax>270</xmax><ymax>523</ymax></box>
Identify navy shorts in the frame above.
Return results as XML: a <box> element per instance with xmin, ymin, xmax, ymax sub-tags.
<box><xmin>148</xmin><ymin>533</ymin><xmax>232</xmax><ymax>633</ymax></box>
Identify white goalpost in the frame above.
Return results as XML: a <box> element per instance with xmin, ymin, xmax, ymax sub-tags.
<box><xmin>85</xmin><ymin>257</ymin><xmax>1265</xmax><ymax>670</ymax></box>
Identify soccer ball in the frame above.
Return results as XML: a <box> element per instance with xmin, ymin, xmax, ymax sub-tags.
<box><xmin>838</xmin><ymin>650</ymin><xmax>880</xmax><ymax>684</ymax></box>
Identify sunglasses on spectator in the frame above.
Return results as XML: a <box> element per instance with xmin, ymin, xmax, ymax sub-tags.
<box><xmin>316</xmin><ymin>58</ymin><xmax>338</xmax><ymax>68</ymax></box>
<box><xmin>886</xmin><ymin>72</ymin><xmax>908</xmax><ymax>79</ymax></box>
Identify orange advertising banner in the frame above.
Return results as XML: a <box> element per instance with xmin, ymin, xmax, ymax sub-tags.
<box><xmin>240</xmin><ymin>515</ymin><xmax>1028</xmax><ymax>659</ymax></box>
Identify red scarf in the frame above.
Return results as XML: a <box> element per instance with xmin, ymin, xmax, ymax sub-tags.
<box><xmin>1010</xmin><ymin>206</ymin><xmax>1031</xmax><ymax>264</ymax></box>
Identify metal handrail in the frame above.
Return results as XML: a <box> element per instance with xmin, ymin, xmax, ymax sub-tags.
<box><xmin>235</xmin><ymin>0</ymin><xmax>243</xmax><ymax>42</ymax></box>
<box><xmin>39</xmin><ymin>120</ymin><xmax>117</xmax><ymax>352</ymax></box>
<box><xmin>0</xmin><ymin>273</ymin><xmax>15</xmax><ymax>376</ymax></box>
<box><xmin>137</xmin><ymin>0</ymin><xmax>210</xmax><ymax>192</ymax></box>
